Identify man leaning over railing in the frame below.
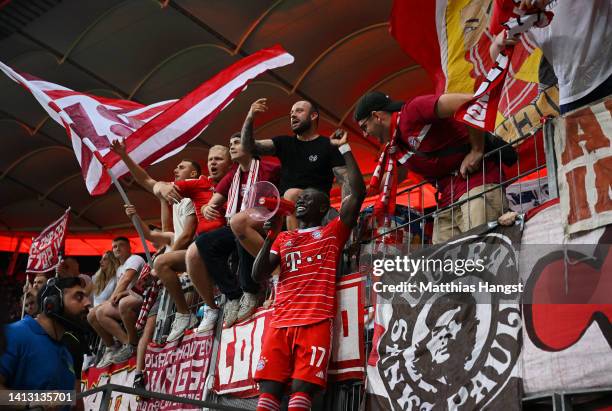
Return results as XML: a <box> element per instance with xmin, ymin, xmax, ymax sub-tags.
<box><xmin>354</xmin><ymin>91</ymin><xmax>507</xmax><ymax>244</ymax></box>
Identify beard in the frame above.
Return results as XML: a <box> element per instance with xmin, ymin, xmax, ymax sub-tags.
<box><xmin>55</xmin><ymin>309</ymin><xmax>90</xmax><ymax>332</ymax></box>
<box><xmin>291</xmin><ymin>118</ymin><xmax>311</xmax><ymax>135</ymax></box>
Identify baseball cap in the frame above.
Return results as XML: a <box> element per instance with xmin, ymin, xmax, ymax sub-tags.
<box><xmin>353</xmin><ymin>91</ymin><xmax>404</xmax><ymax>122</ymax></box>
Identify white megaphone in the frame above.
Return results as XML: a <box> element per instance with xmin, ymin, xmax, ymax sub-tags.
<box><xmin>244</xmin><ymin>181</ymin><xmax>295</xmax><ymax>222</ymax></box>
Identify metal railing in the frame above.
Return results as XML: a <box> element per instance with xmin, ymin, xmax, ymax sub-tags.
<box><xmin>83</xmin><ymin>121</ymin><xmax>587</xmax><ymax>410</ymax></box>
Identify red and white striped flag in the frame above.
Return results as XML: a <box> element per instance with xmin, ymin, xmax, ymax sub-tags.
<box><xmin>0</xmin><ymin>45</ymin><xmax>294</xmax><ymax>195</ymax></box>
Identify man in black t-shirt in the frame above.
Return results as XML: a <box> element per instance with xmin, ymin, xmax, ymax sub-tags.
<box><xmin>241</xmin><ymin>98</ymin><xmax>348</xmax><ymax>230</ymax></box>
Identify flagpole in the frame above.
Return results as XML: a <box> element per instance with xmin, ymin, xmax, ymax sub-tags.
<box><xmin>107</xmin><ymin>167</ymin><xmax>154</xmax><ymax>266</ymax></box>
<box><xmin>21</xmin><ymin>274</ymin><xmax>30</xmax><ymax>319</ymax></box>
<box><xmin>81</xmin><ymin>138</ymin><xmax>153</xmax><ymax>266</ymax></box>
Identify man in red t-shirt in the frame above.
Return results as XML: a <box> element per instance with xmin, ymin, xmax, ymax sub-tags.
<box><xmin>354</xmin><ymin>91</ymin><xmax>506</xmax><ymax>244</ymax></box>
<box><xmin>251</xmin><ymin>131</ymin><xmax>365</xmax><ymax>411</ymax></box>
<box><xmin>151</xmin><ymin>145</ymin><xmax>232</xmax><ymax>341</ymax></box>
<box><xmin>182</xmin><ymin>133</ymin><xmax>280</xmax><ymax>336</ymax></box>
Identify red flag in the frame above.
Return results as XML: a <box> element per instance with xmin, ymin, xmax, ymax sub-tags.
<box><xmin>26</xmin><ymin>208</ymin><xmax>70</xmax><ymax>273</ymax></box>
<box><xmin>455</xmin><ymin>10</ymin><xmax>553</xmax><ymax>131</ymax></box>
<box><xmin>0</xmin><ymin>45</ymin><xmax>294</xmax><ymax>195</ymax></box>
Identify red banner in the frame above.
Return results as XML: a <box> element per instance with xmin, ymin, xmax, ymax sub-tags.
<box><xmin>214</xmin><ymin>274</ymin><xmax>365</xmax><ymax>398</ymax></box>
<box><xmin>26</xmin><ymin>208</ymin><xmax>70</xmax><ymax>273</ymax></box>
<box><xmin>139</xmin><ymin>330</ymin><xmax>214</xmax><ymax>410</ymax></box>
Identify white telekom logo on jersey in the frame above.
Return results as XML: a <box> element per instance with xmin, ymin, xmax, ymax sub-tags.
<box><xmin>285</xmin><ymin>251</ymin><xmax>323</xmax><ymax>272</ymax></box>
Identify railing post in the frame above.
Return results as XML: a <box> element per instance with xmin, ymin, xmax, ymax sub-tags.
<box><xmin>544</xmin><ymin>119</ymin><xmax>559</xmax><ymax>199</ymax></box>
<box><xmin>98</xmin><ymin>386</ymin><xmax>112</xmax><ymax>411</ymax></box>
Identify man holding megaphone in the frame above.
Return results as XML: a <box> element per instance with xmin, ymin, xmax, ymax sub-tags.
<box><xmin>251</xmin><ymin>130</ymin><xmax>365</xmax><ymax>411</ymax></box>
<box><xmin>240</xmin><ymin>98</ymin><xmax>351</xmax><ymax>231</ymax></box>
<box><xmin>183</xmin><ymin>133</ymin><xmax>281</xmax><ymax>332</ymax></box>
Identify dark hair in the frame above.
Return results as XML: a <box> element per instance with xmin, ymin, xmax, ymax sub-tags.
<box><xmin>304</xmin><ymin>100</ymin><xmax>319</xmax><ymax>116</ymax></box>
<box><xmin>37</xmin><ymin>276</ymin><xmax>85</xmax><ymax>313</ymax></box>
<box><xmin>229</xmin><ymin>132</ymin><xmax>241</xmax><ymax>141</ymax></box>
<box><xmin>180</xmin><ymin>159</ymin><xmax>202</xmax><ymax>177</ymax></box>
<box><xmin>112</xmin><ymin>236</ymin><xmax>130</xmax><ymax>244</ymax></box>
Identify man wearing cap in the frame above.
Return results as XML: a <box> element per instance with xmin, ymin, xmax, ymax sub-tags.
<box><xmin>354</xmin><ymin>91</ymin><xmax>505</xmax><ymax>244</ymax></box>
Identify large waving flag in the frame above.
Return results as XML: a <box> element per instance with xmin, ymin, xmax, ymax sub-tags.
<box><xmin>389</xmin><ymin>0</ymin><xmax>558</xmax><ymax>139</ymax></box>
<box><xmin>0</xmin><ymin>45</ymin><xmax>294</xmax><ymax>195</ymax></box>
<box><xmin>389</xmin><ymin>0</ymin><xmax>559</xmax><ymax>179</ymax></box>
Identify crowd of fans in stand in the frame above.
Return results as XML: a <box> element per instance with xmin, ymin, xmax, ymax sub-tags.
<box><xmin>1</xmin><ymin>0</ymin><xmax>610</xmax><ymax>409</ymax></box>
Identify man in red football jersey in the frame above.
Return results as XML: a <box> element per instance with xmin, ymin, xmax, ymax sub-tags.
<box><xmin>251</xmin><ymin>130</ymin><xmax>365</xmax><ymax>411</ymax></box>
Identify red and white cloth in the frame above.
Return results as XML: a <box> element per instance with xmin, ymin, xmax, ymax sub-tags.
<box><xmin>368</xmin><ymin>112</ymin><xmax>408</xmax><ymax>218</ymax></box>
<box><xmin>225</xmin><ymin>159</ymin><xmax>260</xmax><ymax>218</ymax></box>
<box><xmin>0</xmin><ymin>45</ymin><xmax>294</xmax><ymax>195</ymax></box>
<box><xmin>455</xmin><ymin>10</ymin><xmax>553</xmax><ymax>131</ymax></box>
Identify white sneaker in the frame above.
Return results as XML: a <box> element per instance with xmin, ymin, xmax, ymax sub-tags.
<box><xmin>196</xmin><ymin>306</ymin><xmax>219</xmax><ymax>333</ymax></box>
<box><xmin>166</xmin><ymin>312</ymin><xmax>197</xmax><ymax>342</ymax></box>
<box><xmin>236</xmin><ymin>292</ymin><xmax>260</xmax><ymax>323</ymax></box>
<box><xmin>223</xmin><ymin>298</ymin><xmax>241</xmax><ymax>328</ymax></box>
<box><xmin>97</xmin><ymin>344</ymin><xmax>119</xmax><ymax>368</ymax></box>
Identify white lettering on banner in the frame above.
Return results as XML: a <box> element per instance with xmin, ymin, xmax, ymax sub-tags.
<box><xmin>82</xmin><ymin>366</ymin><xmax>138</xmax><ymax>411</ymax></box>
<box><xmin>141</xmin><ymin>332</ymin><xmax>213</xmax><ymax>410</ymax></box>
<box><xmin>251</xmin><ymin>316</ymin><xmax>266</xmax><ymax>376</ymax></box>
<box><xmin>232</xmin><ymin>321</ymin><xmax>255</xmax><ymax>383</ymax></box>
<box><xmin>27</xmin><ymin>209</ymin><xmax>70</xmax><ymax>273</ymax></box>
<box><xmin>215</xmin><ymin>274</ymin><xmax>365</xmax><ymax>397</ymax></box>
<box><xmin>333</xmin><ymin>285</ymin><xmax>360</xmax><ymax>362</ymax></box>
<box><xmin>218</xmin><ymin>327</ymin><xmax>235</xmax><ymax>386</ymax></box>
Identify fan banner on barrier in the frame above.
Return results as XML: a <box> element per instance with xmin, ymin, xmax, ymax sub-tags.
<box><xmin>214</xmin><ymin>273</ymin><xmax>365</xmax><ymax>398</ymax></box>
<box><xmin>26</xmin><ymin>208</ymin><xmax>70</xmax><ymax>273</ymax></box>
<box><xmin>139</xmin><ymin>330</ymin><xmax>214</xmax><ymax>410</ymax></box>
<box><xmin>553</xmin><ymin>97</ymin><xmax>612</xmax><ymax>235</ymax></box>
<box><xmin>519</xmin><ymin>200</ymin><xmax>612</xmax><ymax>394</ymax></box>
<box><xmin>505</xmin><ymin>177</ymin><xmax>549</xmax><ymax>213</ymax></box>
<box><xmin>365</xmin><ymin>223</ymin><xmax>523</xmax><ymax>410</ymax></box>
<box><xmin>81</xmin><ymin>358</ymin><xmax>138</xmax><ymax>411</ymax></box>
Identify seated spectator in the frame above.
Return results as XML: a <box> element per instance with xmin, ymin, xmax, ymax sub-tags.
<box><xmin>124</xmin><ymin>203</ymin><xmax>173</xmax><ymax>387</ymax></box>
<box><xmin>91</xmin><ymin>251</ymin><xmax>121</xmax><ymax>308</ymax></box>
<box><xmin>92</xmin><ymin>237</ymin><xmax>144</xmax><ymax>367</ymax></box>
<box><xmin>153</xmin><ymin>146</ymin><xmax>232</xmax><ymax>341</ymax></box>
<box><xmin>0</xmin><ymin>277</ymin><xmax>91</xmax><ymax>396</ymax></box>
<box><xmin>181</xmin><ymin>133</ymin><xmax>280</xmax><ymax>337</ymax></box>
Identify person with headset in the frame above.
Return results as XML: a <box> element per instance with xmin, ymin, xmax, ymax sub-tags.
<box><xmin>0</xmin><ymin>276</ymin><xmax>91</xmax><ymax>403</ymax></box>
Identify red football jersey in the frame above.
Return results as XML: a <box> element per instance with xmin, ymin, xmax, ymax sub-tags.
<box><xmin>270</xmin><ymin>217</ymin><xmax>351</xmax><ymax>328</ymax></box>
<box><xmin>174</xmin><ymin>176</ymin><xmax>225</xmax><ymax>234</ymax></box>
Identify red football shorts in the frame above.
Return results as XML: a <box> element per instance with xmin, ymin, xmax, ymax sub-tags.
<box><xmin>254</xmin><ymin>319</ymin><xmax>333</xmax><ymax>387</ymax></box>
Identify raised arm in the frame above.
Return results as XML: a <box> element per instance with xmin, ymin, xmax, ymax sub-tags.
<box><xmin>333</xmin><ymin>166</ymin><xmax>351</xmax><ymax>204</ymax></box>
<box><xmin>241</xmin><ymin>98</ymin><xmax>276</xmax><ymax>156</ymax></box>
<box><xmin>330</xmin><ymin>130</ymin><xmax>366</xmax><ymax>227</ymax></box>
<box><xmin>110</xmin><ymin>139</ymin><xmax>158</xmax><ymax>193</ymax></box>
<box><xmin>125</xmin><ymin>204</ymin><xmax>173</xmax><ymax>246</ymax></box>
<box><xmin>252</xmin><ymin>216</ymin><xmax>282</xmax><ymax>283</ymax></box>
